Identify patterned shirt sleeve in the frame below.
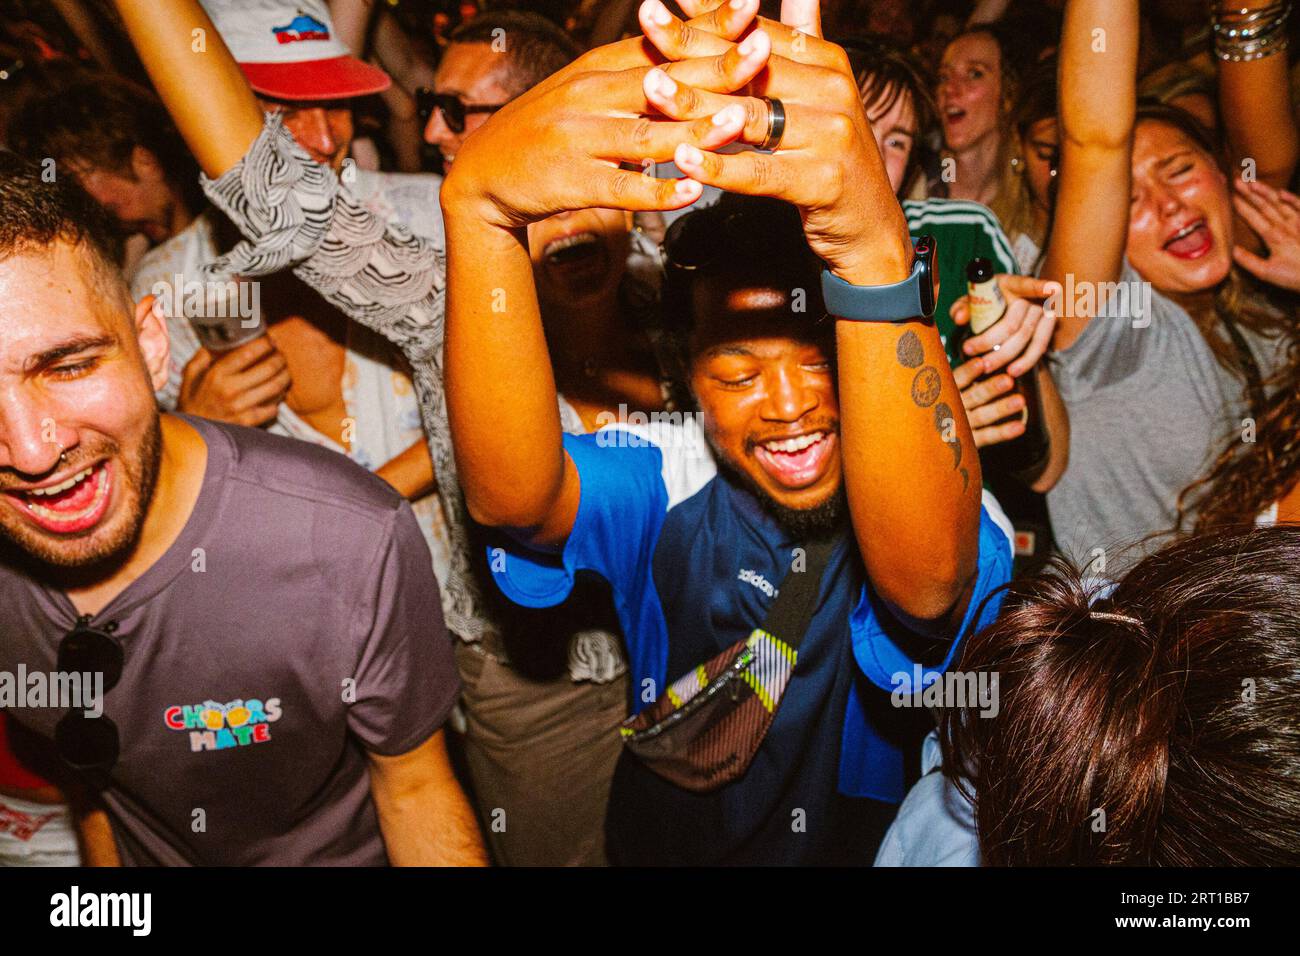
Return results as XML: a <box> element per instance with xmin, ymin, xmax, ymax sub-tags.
<box><xmin>197</xmin><ymin>112</ymin><xmax>487</xmax><ymax>643</ymax></box>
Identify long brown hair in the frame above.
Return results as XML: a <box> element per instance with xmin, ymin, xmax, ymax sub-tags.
<box><xmin>941</xmin><ymin>527</ymin><xmax>1300</xmax><ymax>865</ymax></box>
<box><xmin>1183</xmin><ymin>332</ymin><xmax>1300</xmax><ymax>529</ymax></box>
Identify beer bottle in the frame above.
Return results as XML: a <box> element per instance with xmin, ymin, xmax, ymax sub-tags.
<box><xmin>964</xmin><ymin>258</ymin><xmax>1049</xmax><ymax>477</ymax></box>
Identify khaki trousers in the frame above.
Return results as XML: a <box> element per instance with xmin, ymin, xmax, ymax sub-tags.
<box><xmin>453</xmin><ymin>640</ymin><xmax>629</xmax><ymax>866</ymax></box>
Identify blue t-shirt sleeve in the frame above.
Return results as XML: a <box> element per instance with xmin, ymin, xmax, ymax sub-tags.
<box><xmin>849</xmin><ymin>504</ymin><xmax>1012</xmax><ymax>691</ymax></box>
<box><xmin>487</xmin><ymin>431</ymin><xmax>668</xmax><ymax>608</ymax></box>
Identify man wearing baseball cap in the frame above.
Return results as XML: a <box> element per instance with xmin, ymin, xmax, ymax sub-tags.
<box><xmin>217</xmin><ymin>0</ymin><xmax>390</xmax><ymax>101</ymax></box>
<box><xmin>131</xmin><ymin>0</ymin><xmax>455</xmax><ymax>604</ymax></box>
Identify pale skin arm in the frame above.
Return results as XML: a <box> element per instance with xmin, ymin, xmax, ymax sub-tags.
<box><xmin>110</xmin><ymin>0</ymin><xmax>264</xmax><ymax>179</ymax></box>
<box><xmin>375</xmin><ymin>438</ymin><xmax>437</xmax><ymax>500</ymax></box>
<box><xmin>329</xmin><ymin>0</ymin><xmax>377</xmax><ymax>52</ymax></box>
<box><xmin>330</xmin><ymin>0</ymin><xmax>431</xmax><ymax>172</ymax></box>
<box><xmin>372</xmin><ymin>15</ymin><xmax>435</xmax><ymax>172</ymax></box>
<box><xmin>332</xmin><ymin>0</ymin><xmax>437</xmax><ymax>91</ymax></box>
<box><xmin>1042</xmin><ymin>0</ymin><xmax>1138</xmax><ymax>351</ymax></box>
<box><xmin>1217</xmin><ymin>0</ymin><xmax>1298</xmax><ymax>190</ymax></box>
<box><xmin>1031</xmin><ymin>367</ymin><xmax>1070</xmax><ymax>492</ymax></box>
<box><xmin>367</xmin><ymin>730</ymin><xmax>487</xmax><ymax>866</ymax></box>
<box><xmin>373</xmin><ymin>78</ymin><xmax>427</xmax><ymax>173</ymax></box>
<box><xmin>372</xmin><ymin>11</ymin><xmax>439</xmax><ymax>92</ymax></box>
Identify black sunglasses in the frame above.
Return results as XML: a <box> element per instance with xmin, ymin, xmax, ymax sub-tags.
<box><xmin>54</xmin><ymin>615</ymin><xmax>123</xmax><ymax>775</ymax></box>
<box><xmin>415</xmin><ymin>88</ymin><xmax>505</xmax><ymax>134</ymax></box>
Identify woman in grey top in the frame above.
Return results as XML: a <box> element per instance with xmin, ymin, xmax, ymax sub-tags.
<box><xmin>1043</xmin><ymin>0</ymin><xmax>1297</xmax><ymax>574</ymax></box>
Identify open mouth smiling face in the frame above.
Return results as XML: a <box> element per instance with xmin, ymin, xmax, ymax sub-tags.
<box><xmin>749</xmin><ymin>428</ymin><xmax>839</xmax><ymax>492</ymax></box>
<box><xmin>1126</xmin><ymin>120</ymin><xmax>1233</xmax><ymax>294</ymax></box>
<box><xmin>0</xmin><ymin>240</ymin><xmax>166</xmax><ymax>569</ymax></box>
<box><xmin>2</xmin><ymin>459</ymin><xmax>116</xmax><ymax>537</ymax></box>
<box><xmin>528</xmin><ymin>208</ymin><xmax>631</xmax><ymax>306</ymax></box>
<box><xmin>688</xmin><ymin>280</ymin><xmax>843</xmax><ymax>516</ymax></box>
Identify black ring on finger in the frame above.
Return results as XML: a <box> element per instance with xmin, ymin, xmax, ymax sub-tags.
<box><xmin>759</xmin><ymin>96</ymin><xmax>786</xmax><ymax>151</ymax></box>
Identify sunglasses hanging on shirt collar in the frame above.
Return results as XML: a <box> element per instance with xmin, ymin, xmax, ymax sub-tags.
<box><xmin>54</xmin><ymin>615</ymin><xmax>123</xmax><ymax>778</ymax></box>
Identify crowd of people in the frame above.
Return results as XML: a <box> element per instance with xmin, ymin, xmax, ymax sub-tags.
<box><xmin>0</xmin><ymin>0</ymin><xmax>1297</xmax><ymax>867</ymax></box>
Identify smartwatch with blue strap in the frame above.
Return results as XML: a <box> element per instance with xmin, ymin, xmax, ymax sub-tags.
<box><xmin>820</xmin><ymin>235</ymin><xmax>938</xmax><ymax>322</ymax></box>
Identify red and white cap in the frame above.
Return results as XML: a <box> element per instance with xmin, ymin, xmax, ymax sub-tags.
<box><xmin>200</xmin><ymin>0</ymin><xmax>390</xmax><ymax>102</ymax></box>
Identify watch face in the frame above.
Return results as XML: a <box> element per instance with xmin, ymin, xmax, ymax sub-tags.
<box><xmin>915</xmin><ymin>234</ymin><xmax>938</xmax><ymax>318</ymax></box>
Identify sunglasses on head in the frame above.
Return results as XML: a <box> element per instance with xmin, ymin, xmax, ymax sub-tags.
<box><xmin>415</xmin><ymin>88</ymin><xmax>506</xmax><ymax>134</ymax></box>
<box><xmin>54</xmin><ymin>615</ymin><xmax>123</xmax><ymax>776</ymax></box>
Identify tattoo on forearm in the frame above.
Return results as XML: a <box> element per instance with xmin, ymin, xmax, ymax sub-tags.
<box><xmin>934</xmin><ymin>402</ymin><xmax>962</xmax><ymax>470</ymax></box>
<box><xmin>910</xmin><ymin>366</ymin><xmax>941</xmax><ymax>407</ymax></box>
<box><xmin>896</xmin><ymin>330</ymin><xmax>924</xmax><ymax>369</ymax></box>
<box><xmin>897</xmin><ymin>331</ymin><xmax>973</xmax><ymax>494</ymax></box>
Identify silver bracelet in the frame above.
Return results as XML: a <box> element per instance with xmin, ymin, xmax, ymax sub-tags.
<box><xmin>1214</xmin><ymin>2</ymin><xmax>1291</xmax><ymax>59</ymax></box>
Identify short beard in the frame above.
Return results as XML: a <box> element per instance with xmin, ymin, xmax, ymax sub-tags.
<box><xmin>757</xmin><ymin>485</ymin><xmax>848</xmax><ymax>541</ymax></box>
<box><xmin>711</xmin><ymin>446</ymin><xmax>848</xmax><ymax>542</ymax></box>
<box><xmin>0</xmin><ymin>416</ymin><xmax>163</xmax><ymax>575</ymax></box>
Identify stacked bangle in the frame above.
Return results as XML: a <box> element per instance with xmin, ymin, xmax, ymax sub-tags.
<box><xmin>1213</xmin><ymin>2</ymin><xmax>1292</xmax><ymax>61</ymax></box>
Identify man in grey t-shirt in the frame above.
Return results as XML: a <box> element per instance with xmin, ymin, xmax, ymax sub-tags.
<box><xmin>0</xmin><ymin>154</ymin><xmax>485</xmax><ymax>865</ymax></box>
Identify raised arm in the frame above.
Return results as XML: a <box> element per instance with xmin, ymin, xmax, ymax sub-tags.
<box><xmin>49</xmin><ymin>0</ymin><xmax>120</xmax><ymax>71</ymax></box>
<box><xmin>1215</xmin><ymin>0</ymin><xmax>1298</xmax><ymax>190</ymax></box>
<box><xmin>1042</xmin><ymin>0</ymin><xmax>1138</xmax><ymax>351</ymax></box>
<box><xmin>439</xmin><ymin>202</ymin><xmax>576</xmax><ymax>543</ymax></box>
<box><xmin>331</xmin><ymin>0</ymin><xmax>432</xmax><ymax>172</ymax></box>
<box><xmin>110</xmin><ymin>0</ymin><xmax>263</xmax><ymax>179</ymax></box>
<box><xmin>645</xmin><ymin>4</ymin><xmax>982</xmax><ymax>626</ymax></box>
<box><xmin>441</xmin><ymin>12</ymin><xmax>770</xmax><ymax>547</ymax></box>
<box><xmin>329</xmin><ymin>0</ymin><xmax>377</xmax><ymax>53</ymax></box>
